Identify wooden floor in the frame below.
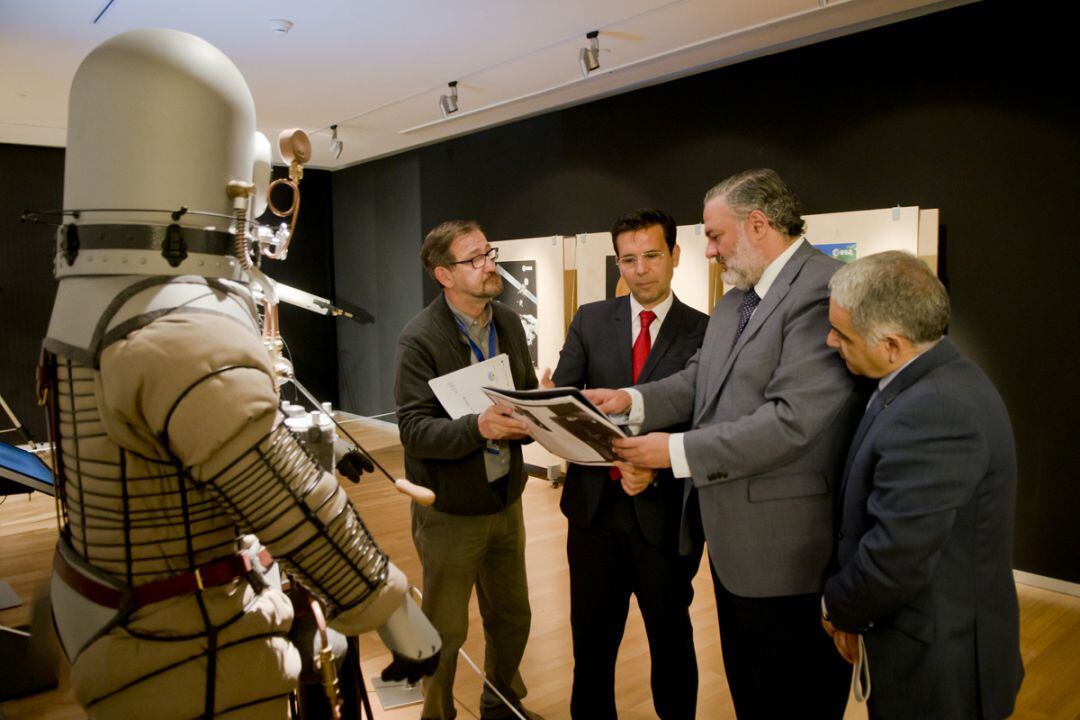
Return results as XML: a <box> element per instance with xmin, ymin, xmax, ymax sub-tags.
<box><xmin>2</xmin><ymin>419</ymin><xmax>1079</xmax><ymax>719</ymax></box>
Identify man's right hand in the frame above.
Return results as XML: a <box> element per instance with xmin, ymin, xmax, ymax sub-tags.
<box><xmin>582</xmin><ymin>388</ymin><xmax>632</xmax><ymax>415</ymax></box>
<box><xmin>477</xmin><ymin>403</ymin><xmax>529</xmax><ymax>440</ymax></box>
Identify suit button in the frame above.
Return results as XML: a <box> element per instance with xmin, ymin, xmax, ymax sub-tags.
<box><xmin>836</xmin><ymin>531</ymin><xmax>844</xmax><ymax>541</ymax></box>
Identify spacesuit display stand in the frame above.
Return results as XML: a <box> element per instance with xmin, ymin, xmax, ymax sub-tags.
<box><xmin>37</xmin><ymin>28</ymin><xmax>440</xmax><ymax>719</ymax></box>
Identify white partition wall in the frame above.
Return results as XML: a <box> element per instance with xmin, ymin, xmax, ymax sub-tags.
<box><xmin>804</xmin><ymin>205</ymin><xmax>924</xmax><ymax>261</ymax></box>
<box><xmin>574</xmin><ymin>226</ymin><xmax>712</xmax><ymax>315</ymax></box>
<box><xmin>574</xmin><ymin>231</ymin><xmax>613</xmax><ymax>308</ymax></box>
<box><xmin>670</xmin><ymin>225</ymin><xmax>711</xmax><ymax>315</ymax></box>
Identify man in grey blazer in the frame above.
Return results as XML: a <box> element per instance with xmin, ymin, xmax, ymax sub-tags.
<box><xmin>592</xmin><ymin>169</ymin><xmax>861</xmax><ymax>719</ymax></box>
<box><xmin>821</xmin><ymin>251</ymin><xmax>1023</xmax><ymax>719</ymax></box>
<box><xmin>395</xmin><ymin>220</ymin><xmax>541</xmax><ymax>720</ymax></box>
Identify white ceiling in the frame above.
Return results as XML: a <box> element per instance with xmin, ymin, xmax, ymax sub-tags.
<box><xmin>1</xmin><ymin>0</ymin><xmax>970</xmax><ymax>170</ymax></box>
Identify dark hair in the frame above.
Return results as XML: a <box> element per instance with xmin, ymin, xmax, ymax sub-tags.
<box><xmin>610</xmin><ymin>208</ymin><xmax>677</xmax><ymax>254</ymax></box>
<box><xmin>704</xmin><ymin>168</ymin><xmax>806</xmax><ymax>238</ymax></box>
<box><xmin>420</xmin><ymin>220</ymin><xmax>482</xmax><ymax>283</ymax></box>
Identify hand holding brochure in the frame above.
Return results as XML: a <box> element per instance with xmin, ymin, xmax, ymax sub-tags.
<box><xmin>480</xmin><ymin>386</ymin><xmax>626</xmax><ymax>467</ymax></box>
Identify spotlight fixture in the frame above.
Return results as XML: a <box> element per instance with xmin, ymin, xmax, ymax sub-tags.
<box><xmin>269</xmin><ymin>18</ymin><xmax>293</xmax><ymax>35</ymax></box>
<box><xmin>579</xmin><ymin>30</ymin><xmax>600</xmax><ymax>77</ymax></box>
<box><xmin>438</xmin><ymin>81</ymin><xmax>459</xmax><ymax>118</ymax></box>
<box><xmin>329</xmin><ymin>124</ymin><xmax>343</xmax><ymax>159</ymax></box>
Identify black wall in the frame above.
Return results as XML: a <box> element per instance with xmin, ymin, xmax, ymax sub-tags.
<box><xmin>330</xmin><ymin>0</ymin><xmax>1078</xmax><ymax>582</ymax></box>
<box><xmin>261</xmin><ymin>166</ymin><xmax>340</xmax><ymax>409</ymax></box>
<box><xmin>331</xmin><ymin>155</ymin><xmax>422</xmax><ymax>417</ymax></box>
<box><xmin>0</xmin><ymin>144</ymin><xmax>64</xmax><ymax>444</ymax></box>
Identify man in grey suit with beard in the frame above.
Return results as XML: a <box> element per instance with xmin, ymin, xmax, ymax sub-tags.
<box><xmin>821</xmin><ymin>251</ymin><xmax>1023</xmax><ymax>719</ymax></box>
<box><xmin>591</xmin><ymin>169</ymin><xmax>862</xmax><ymax>719</ymax></box>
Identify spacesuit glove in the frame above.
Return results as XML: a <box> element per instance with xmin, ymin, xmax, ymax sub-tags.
<box><xmin>335</xmin><ymin>447</ymin><xmax>374</xmax><ymax>483</ymax></box>
<box><xmin>380</xmin><ymin>649</ymin><xmax>441</xmax><ymax>684</ymax></box>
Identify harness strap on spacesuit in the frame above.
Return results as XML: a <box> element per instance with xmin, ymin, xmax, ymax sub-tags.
<box><xmin>37</xmin><ymin>348</ymin><xmax>68</xmax><ymax>532</ymax></box>
<box><xmin>53</xmin><ymin>544</ymin><xmax>274</xmax><ymax>610</ymax></box>
<box><xmin>41</xmin><ymin>275</ymin><xmax>261</xmax><ymax>369</ymax></box>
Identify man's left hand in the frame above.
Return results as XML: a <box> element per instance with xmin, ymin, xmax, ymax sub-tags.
<box><xmin>612</xmin><ymin>433</ymin><xmax>671</xmax><ymax>469</ymax></box>
<box><xmin>821</xmin><ymin>618</ymin><xmax>860</xmax><ymax>665</ymax></box>
<box><xmin>613</xmin><ymin>461</ymin><xmax>655</xmax><ymax>496</ymax></box>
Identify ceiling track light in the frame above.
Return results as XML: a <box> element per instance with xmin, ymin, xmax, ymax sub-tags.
<box><xmin>438</xmin><ymin>81</ymin><xmax>459</xmax><ymax>118</ymax></box>
<box><xmin>579</xmin><ymin>30</ymin><xmax>601</xmax><ymax>77</ymax></box>
<box><xmin>329</xmin><ymin>124</ymin><xmax>343</xmax><ymax>159</ymax></box>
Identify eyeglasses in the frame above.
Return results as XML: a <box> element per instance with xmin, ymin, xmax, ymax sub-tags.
<box><xmin>450</xmin><ymin>247</ymin><xmax>499</xmax><ymax>269</ymax></box>
<box><xmin>616</xmin><ymin>250</ymin><xmax>668</xmax><ymax>269</ymax></box>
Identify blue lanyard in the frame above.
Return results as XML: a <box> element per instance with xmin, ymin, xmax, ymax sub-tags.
<box><xmin>454</xmin><ymin>316</ymin><xmax>496</xmax><ymax>363</ymax></box>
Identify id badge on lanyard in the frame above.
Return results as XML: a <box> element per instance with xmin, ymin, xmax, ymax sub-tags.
<box><xmin>455</xmin><ymin>317</ymin><xmax>500</xmax><ymax>457</ymax></box>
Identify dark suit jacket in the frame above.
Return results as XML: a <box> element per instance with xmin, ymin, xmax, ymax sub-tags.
<box><xmin>395</xmin><ymin>294</ymin><xmax>539</xmax><ymax>516</ymax></box>
<box><xmin>638</xmin><ymin>241</ymin><xmax>863</xmax><ymax>597</ymax></box>
<box><xmin>552</xmin><ymin>295</ymin><xmax>708</xmax><ymax>548</ymax></box>
<box><xmin>824</xmin><ymin>338</ymin><xmax>1023</xmax><ymax>719</ymax></box>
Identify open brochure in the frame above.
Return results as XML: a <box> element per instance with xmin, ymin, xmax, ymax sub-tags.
<box><xmin>481</xmin><ymin>386</ymin><xmax>627</xmax><ymax>467</ymax></box>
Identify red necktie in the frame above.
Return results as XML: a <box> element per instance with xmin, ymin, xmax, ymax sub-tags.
<box><xmin>632</xmin><ymin>310</ymin><xmax>656</xmax><ymax>383</ymax></box>
<box><xmin>612</xmin><ymin>310</ymin><xmax>657</xmax><ymax>481</ymax></box>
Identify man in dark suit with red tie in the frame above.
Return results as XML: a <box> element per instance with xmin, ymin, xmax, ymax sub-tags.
<box><xmin>549</xmin><ymin>209</ymin><xmax>709</xmax><ymax>719</ymax></box>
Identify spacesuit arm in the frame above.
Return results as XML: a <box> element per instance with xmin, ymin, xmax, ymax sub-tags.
<box><xmin>97</xmin><ymin>312</ymin><xmax>436</xmax><ymax>652</ymax></box>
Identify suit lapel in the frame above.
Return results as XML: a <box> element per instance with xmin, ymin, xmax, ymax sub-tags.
<box><xmin>613</xmin><ymin>296</ymin><xmax>633</xmax><ymax>386</ymax></box>
<box><xmin>637</xmin><ymin>296</ymin><xmax>683</xmax><ymax>383</ymax></box>
<box><xmin>435</xmin><ymin>295</ymin><xmax>473</xmax><ymax>369</ymax></box>
<box><xmin>698</xmin><ymin>243</ymin><xmax>814</xmax><ymax>420</ymax></box>
<box><xmin>492</xmin><ymin>300</ymin><xmax>528</xmax><ymax>388</ymax></box>
<box><xmin>695</xmin><ymin>295</ymin><xmax>739</xmax><ymax>424</ymax></box>
<box><xmin>839</xmin><ymin>338</ymin><xmax>961</xmax><ymax>496</ymax></box>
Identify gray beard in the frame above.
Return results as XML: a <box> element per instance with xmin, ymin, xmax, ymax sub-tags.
<box><xmin>721</xmin><ymin>265</ymin><xmax>758</xmax><ymax>291</ymax></box>
<box><xmin>721</xmin><ymin>231</ymin><xmax>767</xmax><ymax>290</ymax></box>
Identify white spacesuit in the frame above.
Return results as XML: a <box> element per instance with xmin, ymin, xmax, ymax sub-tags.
<box><xmin>41</xmin><ymin>29</ymin><xmax>439</xmax><ymax>718</ymax></box>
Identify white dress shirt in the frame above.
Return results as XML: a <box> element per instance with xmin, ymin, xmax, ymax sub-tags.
<box><xmin>629</xmin><ymin>290</ymin><xmax>674</xmax><ymax>351</ymax></box>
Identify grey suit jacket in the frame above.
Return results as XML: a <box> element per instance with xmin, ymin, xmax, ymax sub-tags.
<box><xmin>638</xmin><ymin>241</ymin><xmax>862</xmax><ymax>597</ymax></box>
<box><xmin>395</xmin><ymin>294</ymin><xmax>539</xmax><ymax>516</ymax></box>
<box><xmin>823</xmin><ymin>338</ymin><xmax>1023</xmax><ymax>719</ymax></box>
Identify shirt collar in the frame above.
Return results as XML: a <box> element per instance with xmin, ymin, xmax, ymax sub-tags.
<box><xmin>445</xmin><ymin>295</ymin><xmax>493</xmax><ymax>330</ymax></box>
<box><xmin>629</xmin><ymin>288</ymin><xmax>674</xmax><ymax>324</ymax></box>
<box><xmin>753</xmin><ymin>237</ymin><xmax>805</xmax><ymax>300</ymax></box>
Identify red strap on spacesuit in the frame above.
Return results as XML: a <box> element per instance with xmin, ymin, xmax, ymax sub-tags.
<box><xmin>53</xmin><ymin>546</ymin><xmax>273</xmax><ymax>609</ymax></box>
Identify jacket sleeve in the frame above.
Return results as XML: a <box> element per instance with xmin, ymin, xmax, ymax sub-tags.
<box><xmin>636</xmin><ymin>348</ymin><xmax>700</xmax><ymax>431</ymax></box>
<box><xmin>823</xmin><ymin>394</ymin><xmax>984</xmax><ymax>631</ymax></box>
<box><xmin>394</xmin><ymin>334</ymin><xmax>487</xmax><ymax>460</ymax></box>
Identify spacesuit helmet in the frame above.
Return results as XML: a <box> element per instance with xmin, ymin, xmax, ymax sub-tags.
<box><xmin>55</xmin><ymin>28</ymin><xmax>305</xmax><ymax>282</ymax></box>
